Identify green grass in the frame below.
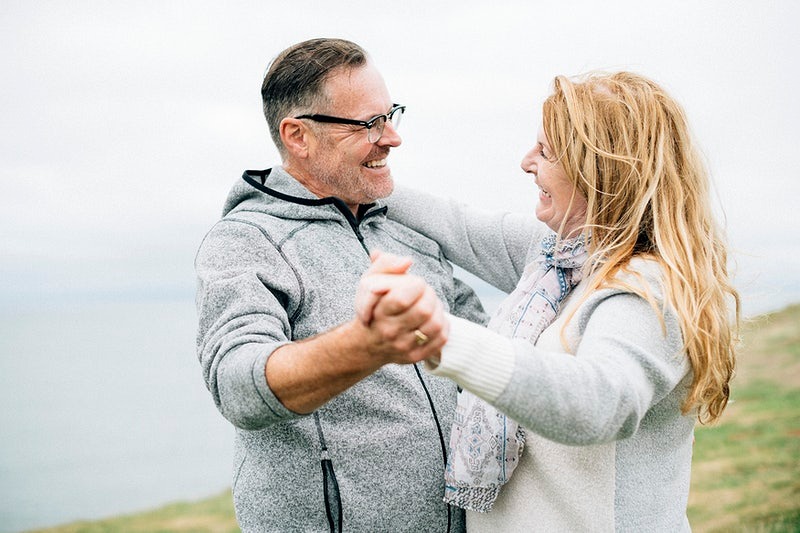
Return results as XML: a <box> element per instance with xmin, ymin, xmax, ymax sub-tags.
<box><xmin>687</xmin><ymin>304</ymin><xmax>800</xmax><ymax>532</ymax></box>
<box><xmin>29</xmin><ymin>305</ymin><xmax>800</xmax><ymax>533</ymax></box>
<box><xmin>27</xmin><ymin>492</ymin><xmax>238</xmax><ymax>533</ymax></box>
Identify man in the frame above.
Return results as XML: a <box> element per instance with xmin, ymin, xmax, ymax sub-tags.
<box><xmin>195</xmin><ymin>38</ymin><xmax>486</xmax><ymax>532</ymax></box>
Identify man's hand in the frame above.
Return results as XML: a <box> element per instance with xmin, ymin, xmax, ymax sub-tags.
<box><xmin>266</xmin><ymin>251</ymin><xmax>450</xmax><ymax>414</ymax></box>
<box><xmin>354</xmin><ymin>251</ymin><xmax>412</xmax><ymax>324</ymax></box>
<box><xmin>354</xmin><ymin>251</ymin><xmax>449</xmax><ymax>365</ymax></box>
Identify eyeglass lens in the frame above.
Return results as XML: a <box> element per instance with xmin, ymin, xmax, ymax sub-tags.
<box><xmin>367</xmin><ymin>107</ymin><xmax>404</xmax><ymax>143</ymax></box>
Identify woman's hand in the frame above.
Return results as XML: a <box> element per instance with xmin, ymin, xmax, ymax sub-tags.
<box><xmin>354</xmin><ymin>251</ymin><xmax>449</xmax><ymax>364</ymax></box>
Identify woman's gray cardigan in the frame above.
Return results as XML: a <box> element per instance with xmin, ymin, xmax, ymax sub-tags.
<box><xmin>387</xmin><ymin>187</ymin><xmax>695</xmax><ymax>532</ymax></box>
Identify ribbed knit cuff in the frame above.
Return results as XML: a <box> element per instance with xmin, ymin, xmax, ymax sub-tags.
<box><xmin>427</xmin><ymin>315</ymin><xmax>516</xmax><ymax>403</ymax></box>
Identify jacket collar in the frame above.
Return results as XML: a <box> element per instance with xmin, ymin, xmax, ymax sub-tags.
<box><xmin>226</xmin><ymin>167</ymin><xmax>387</xmax><ymax>225</ymax></box>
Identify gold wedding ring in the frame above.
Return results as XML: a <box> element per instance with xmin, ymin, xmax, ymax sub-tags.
<box><xmin>414</xmin><ymin>329</ymin><xmax>429</xmax><ymax>346</ymax></box>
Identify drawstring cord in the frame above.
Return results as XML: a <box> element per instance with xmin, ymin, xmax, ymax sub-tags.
<box><xmin>314</xmin><ymin>412</ymin><xmax>342</xmax><ymax>533</ymax></box>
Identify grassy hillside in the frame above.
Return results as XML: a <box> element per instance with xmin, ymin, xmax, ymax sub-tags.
<box><xmin>26</xmin><ymin>492</ymin><xmax>238</xmax><ymax>533</ymax></box>
<box><xmin>30</xmin><ymin>305</ymin><xmax>800</xmax><ymax>533</ymax></box>
<box><xmin>687</xmin><ymin>303</ymin><xmax>800</xmax><ymax>532</ymax></box>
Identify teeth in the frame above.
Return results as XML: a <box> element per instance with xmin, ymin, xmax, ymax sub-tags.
<box><xmin>364</xmin><ymin>159</ymin><xmax>386</xmax><ymax>168</ymax></box>
<box><xmin>539</xmin><ymin>186</ymin><xmax>551</xmax><ymax>198</ymax></box>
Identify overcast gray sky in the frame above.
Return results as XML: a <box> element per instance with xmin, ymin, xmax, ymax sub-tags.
<box><xmin>2</xmin><ymin>1</ymin><xmax>798</xmax><ymax>316</ymax></box>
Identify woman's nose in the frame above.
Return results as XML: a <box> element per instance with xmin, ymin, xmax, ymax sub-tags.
<box><xmin>520</xmin><ymin>148</ymin><xmax>537</xmax><ymax>173</ymax></box>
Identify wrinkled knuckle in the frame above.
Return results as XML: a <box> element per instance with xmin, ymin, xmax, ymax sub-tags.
<box><xmin>383</xmin><ymin>324</ymin><xmax>401</xmax><ymax>341</ymax></box>
<box><xmin>398</xmin><ymin>294</ymin><xmax>416</xmax><ymax>309</ymax></box>
<box><xmin>409</xmin><ymin>275</ymin><xmax>426</xmax><ymax>291</ymax></box>
<box><xmin>417</xmin><ymin>305</ymin><xmax>434</xmax><ymax>323</ymax></box>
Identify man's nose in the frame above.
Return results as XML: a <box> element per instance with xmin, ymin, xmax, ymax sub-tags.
<box><xmin>377</xmin><ymin>121</ymin><xmax>402</xmax><ymax>147</ymax></box>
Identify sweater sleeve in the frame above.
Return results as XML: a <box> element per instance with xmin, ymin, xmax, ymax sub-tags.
<box><xmin>195</xmin><ymin>219</ymin><xmax>302</xmax><ymax>429</ymax></box>
<box><xmin>430</xmin><ymin>290</ymin><xmax>689</xmax><ymax>446</ymax></box>
<box><xmin>385</xmin><ymin>186</ymin><xmax>547</xmax><ymax>293</ymax></box>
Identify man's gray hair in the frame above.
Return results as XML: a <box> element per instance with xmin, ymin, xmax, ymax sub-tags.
<box><xmin>261</xmin><ymin>38</ymin><xmax>368</xmax><ymax>156</ymax></box>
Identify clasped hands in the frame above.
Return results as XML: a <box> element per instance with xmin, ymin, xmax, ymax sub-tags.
<box><xmin>354</xmin><ymin>251</ymin><xmax>449</xmax><ymax>365</ymax></box>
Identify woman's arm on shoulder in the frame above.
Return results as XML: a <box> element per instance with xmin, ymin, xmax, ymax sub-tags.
<box><xmin>385</xmin><ymin>185</ymin><xmax>547</xmax><ymax>293</ymax></box>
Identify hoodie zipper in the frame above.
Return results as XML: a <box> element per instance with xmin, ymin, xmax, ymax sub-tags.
<box><xmin>329</xmin><ymin>197</ymin><xmax>386</xmax><ymax>256</ymax></box>
<box><xmin>242</xmin><ymin>171</ymin><xmax>451</xmax><ymax>532</ymax></box>
<box><xmin>330</xmin><ymin>198</ymin><xmax>452</xmax><ymax>533</ymax></box>
<box><xmin>330</xmin><ymin>198</ymin><xmax>453</xmax><ymax>532</ymax></box>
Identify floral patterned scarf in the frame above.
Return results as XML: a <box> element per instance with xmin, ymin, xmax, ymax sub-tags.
<box><xmin>443</xmin><ymin>233</ymin><xmax>589</xmax><ymax>512</ymax></box>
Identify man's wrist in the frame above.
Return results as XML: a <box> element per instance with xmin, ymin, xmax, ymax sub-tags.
<box><xmin>265</xmin><ymin>318</ymin><xmax>387</xmax><ymax>414</ymax></box>
<box><xmin>328</xmin><ymin>318</ymin><xmax>388</xmax><ymax>374</ymax></box>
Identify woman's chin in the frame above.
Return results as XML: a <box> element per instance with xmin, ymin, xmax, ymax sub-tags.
<box><xmin>535</xmin><ymin>211</ymin><xmax>559</xmax><ymax>233</ymax></box>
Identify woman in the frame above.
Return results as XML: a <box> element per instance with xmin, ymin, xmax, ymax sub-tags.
<box><xmin>357</xmin><ymin>72</ymin><xmax>740</xmax><ymax>531</ymax></box>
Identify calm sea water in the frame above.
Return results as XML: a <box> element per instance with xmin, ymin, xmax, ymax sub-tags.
<box><xmin>0</xmin><ymin>298</ymin><xmax>234</xmax><ymax>533</ymax></box>
<box><xmin>0</xmin><ymin>281</ymin><xmax>504</xmax><ymax>533</ymax></box>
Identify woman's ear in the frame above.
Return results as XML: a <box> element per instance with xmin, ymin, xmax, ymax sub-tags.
<box><xmin>280</xmin><ymin>118</ymin><xmax>311</xmax><ymax>159</ymax></box>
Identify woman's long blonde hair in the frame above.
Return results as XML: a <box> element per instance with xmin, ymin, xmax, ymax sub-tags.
<box><xmin>544</xmin><ymin>72</ymin><xmax>740</xmax><ymax>424</ymax></box>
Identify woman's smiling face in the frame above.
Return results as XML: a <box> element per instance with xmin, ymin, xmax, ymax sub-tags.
<box><xmin>520</xmin><ymin>127</ymin><xmax>588</xmax><ymax>237</ymax></box>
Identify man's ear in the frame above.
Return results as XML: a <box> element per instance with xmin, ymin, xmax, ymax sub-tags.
<box><xmin>280</xmin><ymin>118</ymin><xmax>311</xmax><ymax>158</ymax></box>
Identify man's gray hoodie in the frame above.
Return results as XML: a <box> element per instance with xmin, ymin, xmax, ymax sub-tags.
<box><xmin>195</xmin><ymin>167</ymin><xmax>486</xmax><ymax>532</ymax></box>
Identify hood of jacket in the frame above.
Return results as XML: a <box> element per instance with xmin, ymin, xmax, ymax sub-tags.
<box><xmin>222</xmin><ymin>166</ymin><xmax>387</xmax><ymax>226</ymax></box>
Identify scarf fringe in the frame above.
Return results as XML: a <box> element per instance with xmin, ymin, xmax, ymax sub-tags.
<box><xmin>444</xmin><ymin>484</ymin><xmax>500</xmax><ymax>513</ymax></box>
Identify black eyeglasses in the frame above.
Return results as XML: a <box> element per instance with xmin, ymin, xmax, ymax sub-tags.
<box><xmin>295</xmin><ymin>104</ymin><xmax>405</xmax><ymax>143</ymax></box>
